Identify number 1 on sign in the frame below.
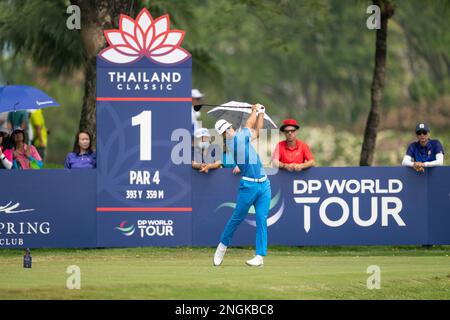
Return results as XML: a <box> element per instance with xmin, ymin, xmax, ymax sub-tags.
<box><xmin>132</xmin><ymin>111</ymin><xmax>152</xmax><ymax>161</ymax></box>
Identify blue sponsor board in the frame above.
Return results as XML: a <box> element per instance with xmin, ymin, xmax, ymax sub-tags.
<box><xmin>1</xmin><ymin>167</ymin><xmax>449</xmax><ymax>248</ymax></box>
<box><xmin>97</xmin><ymin>213</ymin><xmax>192</xmax><ymax>247</ymax></box>
<box><xmin>96</xmin><ymin>56</ymin><xmax>192</xmax><ymax>247</ymax></box>
<box><xmin>96</xmin><ymin>57</ymin><xmax>192</xmax><ymax>210</ymax></box>
<box><xmin>192</xmin><ymin>168</ymin><xmax>431</xmax><ymax>246</ymax></box>
<box><xmin>0</xmin><ymin>170</ymin><xmax>96</xmax><ymax>248</ymax></box>
<box><xmin>427</xmin><ymin>167</ymin><xmax>450</xmax><ymax>245</ymax></box>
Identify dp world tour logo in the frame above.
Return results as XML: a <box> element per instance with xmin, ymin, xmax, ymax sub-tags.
<box><xmin>216</xmin><ymin>190</ymin><xmax>285</xmax><ymax>227</ymax></box>
<box><xmin>115</xmin><ymin>221</ymin><xmax>135</xmax><ymax>236</ymax></box>
<box><xmin>99</xmin><ymin>8</ymin><xmax>191</xmax><ymax>65</ymax></box>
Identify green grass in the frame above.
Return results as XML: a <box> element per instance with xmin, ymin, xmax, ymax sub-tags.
<box><xmin>42</xmin><ymin>163</ymin><xmax>64</xmax><ymax>169</ymax></box>
<box><xmin>0</xmin><ymin>246</ymin><xmax>449</xmax><ymax>300</ymax></box>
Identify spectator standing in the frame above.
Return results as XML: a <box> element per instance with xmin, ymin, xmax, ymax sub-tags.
<box><xmin>192</xmin><ymin>127</ymin><xmax>221</xmax><ymax>173</ymax></box>
<box><xmin>272</xmin><ymin>119</ymin><xmax>315</xmax><ymax>171</ymax></box>
<box><xmin>7</xmin><ymin>110</ymin><xmax>29</xmax><ymax>144</ymax></box>
<box><xmin>0</xmin><ymin>128</ymin><xmax>12</xmax><ymax>169</ymax></box>
<box><xmin>30</xmin><ymin>109</ymin><xmax>48</xmax><ymax>163</ymax></box>
<box><xmin>64</xmin><ymin>131</ymin><xmax>97</xmax><ymax>169</ymax></box>
<box><xmin>402</xmin><ymin>123</ymin><xmax>444</xmax><ymax>172</ymax></box>
<box><xmin>11</xmin><ymin>127</ymin><xmax>42</xmax><ymax>169</ymax></box>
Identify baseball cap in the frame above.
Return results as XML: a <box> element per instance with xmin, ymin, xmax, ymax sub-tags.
<box><xmin>194</xmin><ymin>127</ymin><xmax>211</xmax><ymax>138</ymax></box>
<box><xmin>192</xmin><ymin>89</ymin><xmax>204</xmax><ymax>99</ymax></box>
<box><xmin>280</xmin><ymin>119</ymin><xmax>300</xmax><ymax>132</ymax></box>
<box><xmin>415</xmin><ymin>123</ymin><xmax>430</xmax><ymax>133</ymax></box>
<box><xmin>215</xmin><ymin>119</ymin><xmax>232</xmax><ymax>135</ymax></box>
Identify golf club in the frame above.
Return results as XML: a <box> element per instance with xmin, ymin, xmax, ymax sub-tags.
<box><xmin>193</xmin><ymin>104</ymin><xmax>254</xmax><ymax>112</ymax></box>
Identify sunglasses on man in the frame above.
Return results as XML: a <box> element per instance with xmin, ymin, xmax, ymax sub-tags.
<box><xmin>416</xmin><ymin>130</ymin><xmax>428</xmax><ymax>136</ymax></box>
<box><xmin>283</xmin><ymin>129</ymin><xmax>297</xmax><ymax>134</ymax></box>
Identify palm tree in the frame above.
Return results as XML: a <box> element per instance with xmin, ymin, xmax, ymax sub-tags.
<box><xmin>360</xmin><ymin>0</ymin><xmax>394</xmax><ymax>166</ymax></box>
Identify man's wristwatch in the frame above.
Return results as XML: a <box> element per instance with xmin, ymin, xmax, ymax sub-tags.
<box><xmin>1</xmin><ymin>155</ymin><xmax>6</xmax><ymax>160</ymax></box>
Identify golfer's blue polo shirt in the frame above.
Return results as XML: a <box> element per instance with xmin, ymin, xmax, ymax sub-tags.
<box><xmin>227</xmin><ymin>128</ymin><xmax>266</xmax><ymax>179</ymax></box>
<box><xmin>406</xmin><ymin>139</ymin><xmax>444</xmax><ymax>162</ymax></box>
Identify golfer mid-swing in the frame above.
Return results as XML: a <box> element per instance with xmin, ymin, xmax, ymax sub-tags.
<box><xmin>213</xmin><ymin>104</ymin><xmax>271</xmax><ymax>267</ymax></box>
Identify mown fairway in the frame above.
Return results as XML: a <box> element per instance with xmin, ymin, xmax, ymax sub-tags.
<box><xmin>0</xmin><ymin>246</ymin><xmax>449</xmax><ymax>299</ymax></box>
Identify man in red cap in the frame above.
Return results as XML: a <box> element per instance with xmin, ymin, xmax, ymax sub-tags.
<box><xmin>271</xmin><ymin>119</ymin><xmax>315</xmax><ymax>171</ymax></box>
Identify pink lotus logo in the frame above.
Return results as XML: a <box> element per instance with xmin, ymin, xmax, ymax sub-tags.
<box><xmin>99</xmin><ymin>8</ymin><xmax>190</xmax><ymax>65</ymax></box>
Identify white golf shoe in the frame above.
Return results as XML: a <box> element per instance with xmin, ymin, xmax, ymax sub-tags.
<box><xmin>213</xmin><ymin>243</ymin><xmax>227</xmax><ymax>266</ymax></box>
<box><xmin>246</xmin><ymin>255</ymin><xmax>264</xmax><ymax>267</ymax></box>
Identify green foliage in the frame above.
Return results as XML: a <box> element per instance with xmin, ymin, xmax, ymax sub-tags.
<box><xmin>0</xmin><ymin>0</ymin><xmax>448</xmax><ymax>165</ymax></box>
<box><xmin>192</xmin><ymin>0</ymin><xmax>449</xmax><ymax>129</ymax></box>
<box><xmin>0</xmin><ymin>0</ymin><xmax>85</xmax><ymax>75</ymax></box>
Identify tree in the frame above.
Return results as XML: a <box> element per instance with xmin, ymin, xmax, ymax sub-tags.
<box><xmin>0</xmin><ymin>0</ymin><xmax>217</xmax><ymax>146</ymax></box>
<box><xmin>360</xmin><ymin>0</ymin><xmax>394</xmax><ymax>166</ymax></box>
<box><xmin>70</xmin><ymin>0</ymin><xmax>136</xmax><ymax>142</ymax></box>
<box><xmin>0</xmin><ymin>0</ymin><xmax>134</xmax><ymax>143</ymax></box>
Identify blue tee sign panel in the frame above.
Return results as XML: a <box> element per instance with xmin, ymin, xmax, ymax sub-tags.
<box><xmin>1</xmin><ymin>167</ymin><xmax>449</xmax><ymax>248</ymax></box>
<box><xmin>95</xmin><ymin>9</ymin><xmax>192</xmax><ymax>246</ymax></box>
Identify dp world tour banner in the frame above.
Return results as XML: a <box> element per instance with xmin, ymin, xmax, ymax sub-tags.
<box><xmin>95</xmin><ymin>8</ymin><xmax>192</xmax><ymax>247</ymax></box>
<box><xmin>1</xmin><ymin>9</ymin><xmax>449</xmax><ymax>249</ymax></box>
<box><xmin>0</xmin><ymin>168</ymin><xmax>449</xmax><ymax>248</ymax></box>
<box><xmin>192</xmin><ymin>168</ymin><xmax>433</xmax><ymax>246</ymax></box>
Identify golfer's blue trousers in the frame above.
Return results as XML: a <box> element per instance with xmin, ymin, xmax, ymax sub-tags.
<box><xmin>220</xmin><ymin>179</ymin><xmax>271</xmax><ymax>256</ymax></box>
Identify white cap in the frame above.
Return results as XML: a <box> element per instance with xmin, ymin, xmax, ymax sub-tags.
<box><xmin>192</xmin><ymin>89</ymin><xmax>204</xmax><ymax>99</ymax></box>
<box><xmin>215</xmin><ymin>119</ymin><xmax>232</xmax><ymax>135</ymax></box>
<box><xmin>194</xmin><ymin>127</ymin><xmax>211</xmax><ymax>138</ymax></box>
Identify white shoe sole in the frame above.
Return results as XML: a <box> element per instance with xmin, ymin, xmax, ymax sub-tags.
<box><xmin>245</xmin><ymin>262</ymin><xmax>264</xmax><ymax>267</ymax></box>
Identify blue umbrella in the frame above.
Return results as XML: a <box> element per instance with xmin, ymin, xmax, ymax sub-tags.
<box><xmin>0</xmin><ymin>85</ymin><xmax>60</xmax><ymax>113</ymax></box>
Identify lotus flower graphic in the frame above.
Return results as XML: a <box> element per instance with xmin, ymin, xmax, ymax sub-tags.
<box><xmin>115</xmin><ymin>221</ymin><xmax>135</xmax><ymax>236</ymax></box>
<box><xmin>99</xmin><ymin>8</ymin><xmax>190</xmax><ymax>65</ymax></box>
<box><xmin>215</xmin><ymin>190</ymin><xmax>285</xmax><ymax>227</ymax></box>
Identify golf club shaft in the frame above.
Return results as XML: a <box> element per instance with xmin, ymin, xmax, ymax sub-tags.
<box><xmin>193</xmin><ymin>104</ymin><xmax>253</xmax><ymax>112</ymax></box>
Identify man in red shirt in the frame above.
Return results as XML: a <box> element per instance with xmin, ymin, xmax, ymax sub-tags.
<box><xmin>272</xmin><ymin>119</ymin><xmax>315</xmax><ymax>171</ymax></box>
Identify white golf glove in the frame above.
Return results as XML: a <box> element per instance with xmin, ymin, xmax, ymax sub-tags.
<box><xmin>255</xmin><ymin>103</ymin><xmax>265</xmax><ymax>115</ymax></box>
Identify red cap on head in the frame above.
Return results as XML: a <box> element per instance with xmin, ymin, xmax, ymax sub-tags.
<box><xmin>280</xmin><ymin>119</ymin><xmax>300</xmax><ymax>132</ymax></box>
